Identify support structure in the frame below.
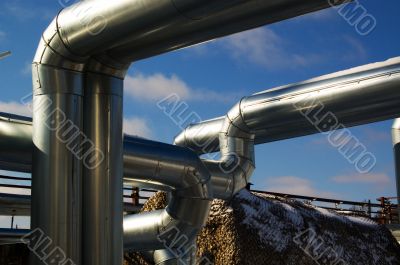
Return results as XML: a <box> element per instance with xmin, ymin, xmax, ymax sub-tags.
<box><xmin>30</xmin><ymin>1</ymin><xmax>348</xmax><ymax>263</ymax></box>
<box><xmin>82</xmin><ymin>73</ymin><xmax>124</xmax><ymax>264</ymax></box>
<box><xmin>31</xmin><ymin>59</ymin><xmax>84</xmax><ymax>264</ymax></box>
<box><xmin>123</xmin><ymin>136</ymin><xmax>212</xmax><ymax>264</ymax></box>
<box><xmin>6</xmin><ymin>0</ymin><xmax>356</xmax><ymax>264</ymax></box>
<box><xmin>176</xmin><ymin>57</ymin><xmax>400</xmax><ymax>153</ymax></box>
<box><xmin>176</xmin><ymin>57</ymin><xmax>400</xmax><ymax>195</ymax></box>
<box><xmin>0</xmin><ymin>55</ymin><xmax>399</xmax><ymax>262</ymax></box>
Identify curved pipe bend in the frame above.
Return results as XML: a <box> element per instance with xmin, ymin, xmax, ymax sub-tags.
<box><xmin>31</xmin><ymin>1</ymin><xmax>353</xmax><ymax>263</ymax></box>
<box><xmin>123</xmin><ymin>137</ymin><xmax>212</xmax><ymax>254</ymax></box>
<box><xmin>33</xmin><ymin>7</ymin><xmax>129</xmax><ymax>265</ymax></box>
<box><xmin>123</xmin><ymin>136</ymin><xmax>211</xmax><ymax>200</ymax></box>
<box><xmin>184</xmin><ymin>99</ymin><xmax>256</xmax><ymax>200</ymax></box>
<box><xmin>175</xmin><ymin>57</ymin><xmax>400</xmax><ymax>154</ymax></box>
<box><xmin>175</xmin><ymin>57</ymin><xmax>400</xmax><ymax>200</ymax></box>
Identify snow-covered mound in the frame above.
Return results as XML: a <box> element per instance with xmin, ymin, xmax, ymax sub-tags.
<box><xmin>125</xmin><ymin>190</ymin><xmax>400</xmax><ymax>265</ymax></box>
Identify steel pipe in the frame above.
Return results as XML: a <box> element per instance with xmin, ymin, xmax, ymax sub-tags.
<box><xmin>108</xmin><ymin>0</ymin><xmax>350</xmax><ymax>62</ymax></box>
<box><xmin>5</xmin><ymin>59</ymin><xmax>400</xmax><ymax>202</ymax></box>
<box><xmin>32</xmin><ymin>48</ymin><xmax>84</xmax><ymax>265</ymax></box>
<box><xmin>48</xmin><ymin>0</ymin><xmax>348</xmax><ymax>73</ymax></box>
<box><xmin>0</xmin><ymin>113</ymin><xmax>32</xmax><ymax>172</ymax></box>
<box><xmin>123</xmin><ymin>136</ymin><xmax>212</xmax><ymax>261</ymax></box>
<box><xmin>175</xmin><ymin>57</ymin><xmax>400</xmax><ymax>199</ymax></box>
<box><xmin>123</xmin><ymin>136</ymin><xmax>211</xmax><ymax>199</ymax></box>
<box><xmin>199</xmin><ymin>101</ymin><xmax>256</xmax><ymax>200</ymax></box>
<box><xmin>29</xmin><ymin>1</ymin><xmax>350</xmax><ymax>263</ymax></box>
<box><xmin>82</xmin><ymin>72</ymin><xmax>124</xmax><ymax>265</ymax></box>
<box><xmin>176</xmin><ymin>57</ymin><xmax>400</xmax><ymax>153</ymax></box>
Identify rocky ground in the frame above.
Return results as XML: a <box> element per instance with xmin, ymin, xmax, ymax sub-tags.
<box><xmin>125</xmin><ymin>190</ymin><xmax>400</xmax><ymax>265</ymax></box>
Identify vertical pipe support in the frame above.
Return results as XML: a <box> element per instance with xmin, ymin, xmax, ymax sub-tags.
<box><xmin>31</xmin><ymin>64</ymin><xmax>84</xmax><ymax>264</ymax></box>
<box><xmin>83</xmin><ymin>71</ymin><xmax>124</xmax><ymax>265</ymax></box>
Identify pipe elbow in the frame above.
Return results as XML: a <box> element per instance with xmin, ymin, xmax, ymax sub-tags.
<box><xmin>34</xmin><ymin>16</ymin><xmax>86</xmax><ymax>71</ymax></box>
<box><xmin>35</xmin><ymin>12</ymin><xmax>129</xmax><ymax>79</ymax></box>
<box><xmin>174</xmin><ymin>117</ymin><xmax>223</xmax><ymax>154</ymax></box>
<box><xmin>205</xmin><ymin>97</ymin><xmax>256</xmax><ymax>199</ymax></box>
<box><xmin>221</xmin><ymin>98</ymin><xmax>252</xmax><ymax>139</ymax></box>
<box><xmin>179</xmin><ymin>151</ymin><xmax>213</xmax><ymax>200</ymax></box>
<box><xmin>124</xmin><ymin>194</ymin><xmax>211</xmax><ymax>252</ymax></box>
<box><xmin>219</xmin><ymin>97</ymin><xmax>255</xmax><ymax>176</ymax></box>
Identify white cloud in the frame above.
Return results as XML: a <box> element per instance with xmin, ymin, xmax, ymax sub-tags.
<box><xmin>0</xmin><ymin>101</ymin><xmax>32</xmax><ymax>117</ymax></box>
<box><xmin>0</xmin><ymin>31</ymin><xmax>6</xmax><ymax>42</ymax></box>
<box><xmin>123</xmin><ymin>117</ymin><xmax>153</xmax><ymax>138</ymax></box>
<box><xmin>220</xmin><ymin>28</ymin><xmax>281</xmax><ymax>67</ymax></box>
<box><xmin>124</xmin><ymin>73</ymin><xmax>237</xmax><ymax>103</ymax></box>
<box><xmin>214</xmin><ymin>27</ymin><xmax>321</xmax><ymax>70</ymax></box>
<box><xmin>21</xmin><ymin>62</ymin><xmax>31</xmax><ymax>76</ymax></box>
<box><xmin>331</xmin><ymin>173</ymin><xmax>391</xmax><ymax>185</ymax></box>
<box><xmin>190</xmin><ymin>27</ymin><xmax>369</xmax><ymax>70</ymax></box>
<box><xmin>264</xmin><ymin>176</ymin><xmax>337</xmax><ymax>198</ymax></box>
<box><xmin>125</xmin><ymin>73</ymin><xmax>191</xmax><ymax>101</ymax></box>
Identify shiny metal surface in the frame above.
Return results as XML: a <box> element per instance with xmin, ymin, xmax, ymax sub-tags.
<box><xmin>176</xmin><ymin>57</ymin><xmax>400</xmax><ymax>153</ymax></box>
<box><xmin>0</xmin><ymin>113</ymin><xmax>32</xmax><ymax>172</ymax></box>
<box><xmin>392</xmin><ymin>119</ymin><xmax>400</xmax><ymax>204</ymax></box>
<box><xmin>124</xmin><ymin>198</ymin><xmax>208</xmax><ymax>252</ymax></box>
<box><xmin>83</xmin><ymin>73</ymin><xmax>124</xmax><ymax>265</ymax></box>
<box><xmin>202</xmin><ymin>101</ymin><xmax>255</xmax><ymax>200</ymax></box>
<box><xmin>108</xmin><ymin>0</ymin><xmax>350</xmax><ymax>62</ymax></box>
<box><xmin>32</xmin><ymin>62</ymin><xmax>83</xmax><ymax>265</ymax></box>
<box><xmin>51</xmin><ymin>0</ymin><xmax>348</xmax><ymax>64</ymax></box>
<box><xmin>124</xmin><ymin>136</ymin><xmax>211</xmax><ymax>199</ymax></box>
<box><xmin>28</xmin><ymin>0</ymin><xmax>350</xmax><ymax>263</ymax></box>
<box><xmin>123</xmin><ymin>137</ymin><xmax>212</xmax><ymax>256</ymax></box>
<box><xmin>124</xmin><ymin>210</ymin><xmax>167</xmax><ymax>251</ymax></box>
<box><xmin>153</xmin><ymin>248</ymin><xmax>195</xmax><ymax>265</ymax></box>
<box><xmin>0</xmin><ymin>193</ymin><xmax>30</xmax><ymax>216</ymax></box>
<box><xmin>32</xmin><ymin>13</ymin><xmax>86</xmax><ymax>265</ymax></box>
<box><xmin>173</xmin><ymin>117</ymin><xmax>223</xmax><ymax>154</ymax></box>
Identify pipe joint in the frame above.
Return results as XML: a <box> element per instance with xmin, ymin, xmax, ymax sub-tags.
<box><xmin>222</xmin><ymin>99</ymin><xmax>252</xmax><ymax>139</ymax></box>
<box><xmin>35</xmin><ymin>17</ymin><xmax>86</xmax><ymax>72</ymax></box>
<box><xmin>86</xmin><ymin>57</ymin><xmax>130</xmax><ymax>79</ymax></box>
<box><xmin>208</xmin><ymin>98</ymin><xmax>255</xmax><ymax>199</ymax></box>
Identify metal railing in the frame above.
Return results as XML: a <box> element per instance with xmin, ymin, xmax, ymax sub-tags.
<box><xmin>252</xmin><ymin>190</ymin><xmax>399</xmax><ymax>224</ymax></box>
<box><xmin>0</xmin><ymin>174</ymin><xmax>398</xmax><ymax>226</ymax></box>
<box><xmin>0</xmin><ymin>174</ymin><xmax>158</xmax><ymax>229</ymax></box>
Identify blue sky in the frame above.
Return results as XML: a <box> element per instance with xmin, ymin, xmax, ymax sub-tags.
<box><xmin>0</xmin><ymin>1</ymin><xmax>399</xmax><ymax>227</ymax></box>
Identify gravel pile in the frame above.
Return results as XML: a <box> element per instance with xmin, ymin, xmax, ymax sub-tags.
<box><xmin>125</xmin><ymin>190</ymin><xmax>400</xmax><ymax>265</ymax></box>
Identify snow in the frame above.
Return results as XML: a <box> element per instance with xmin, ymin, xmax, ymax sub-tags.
<box><xmin>208</xmin><ymin>189</ymin><xmax>400</xmax><ymax>264</ymax></box>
